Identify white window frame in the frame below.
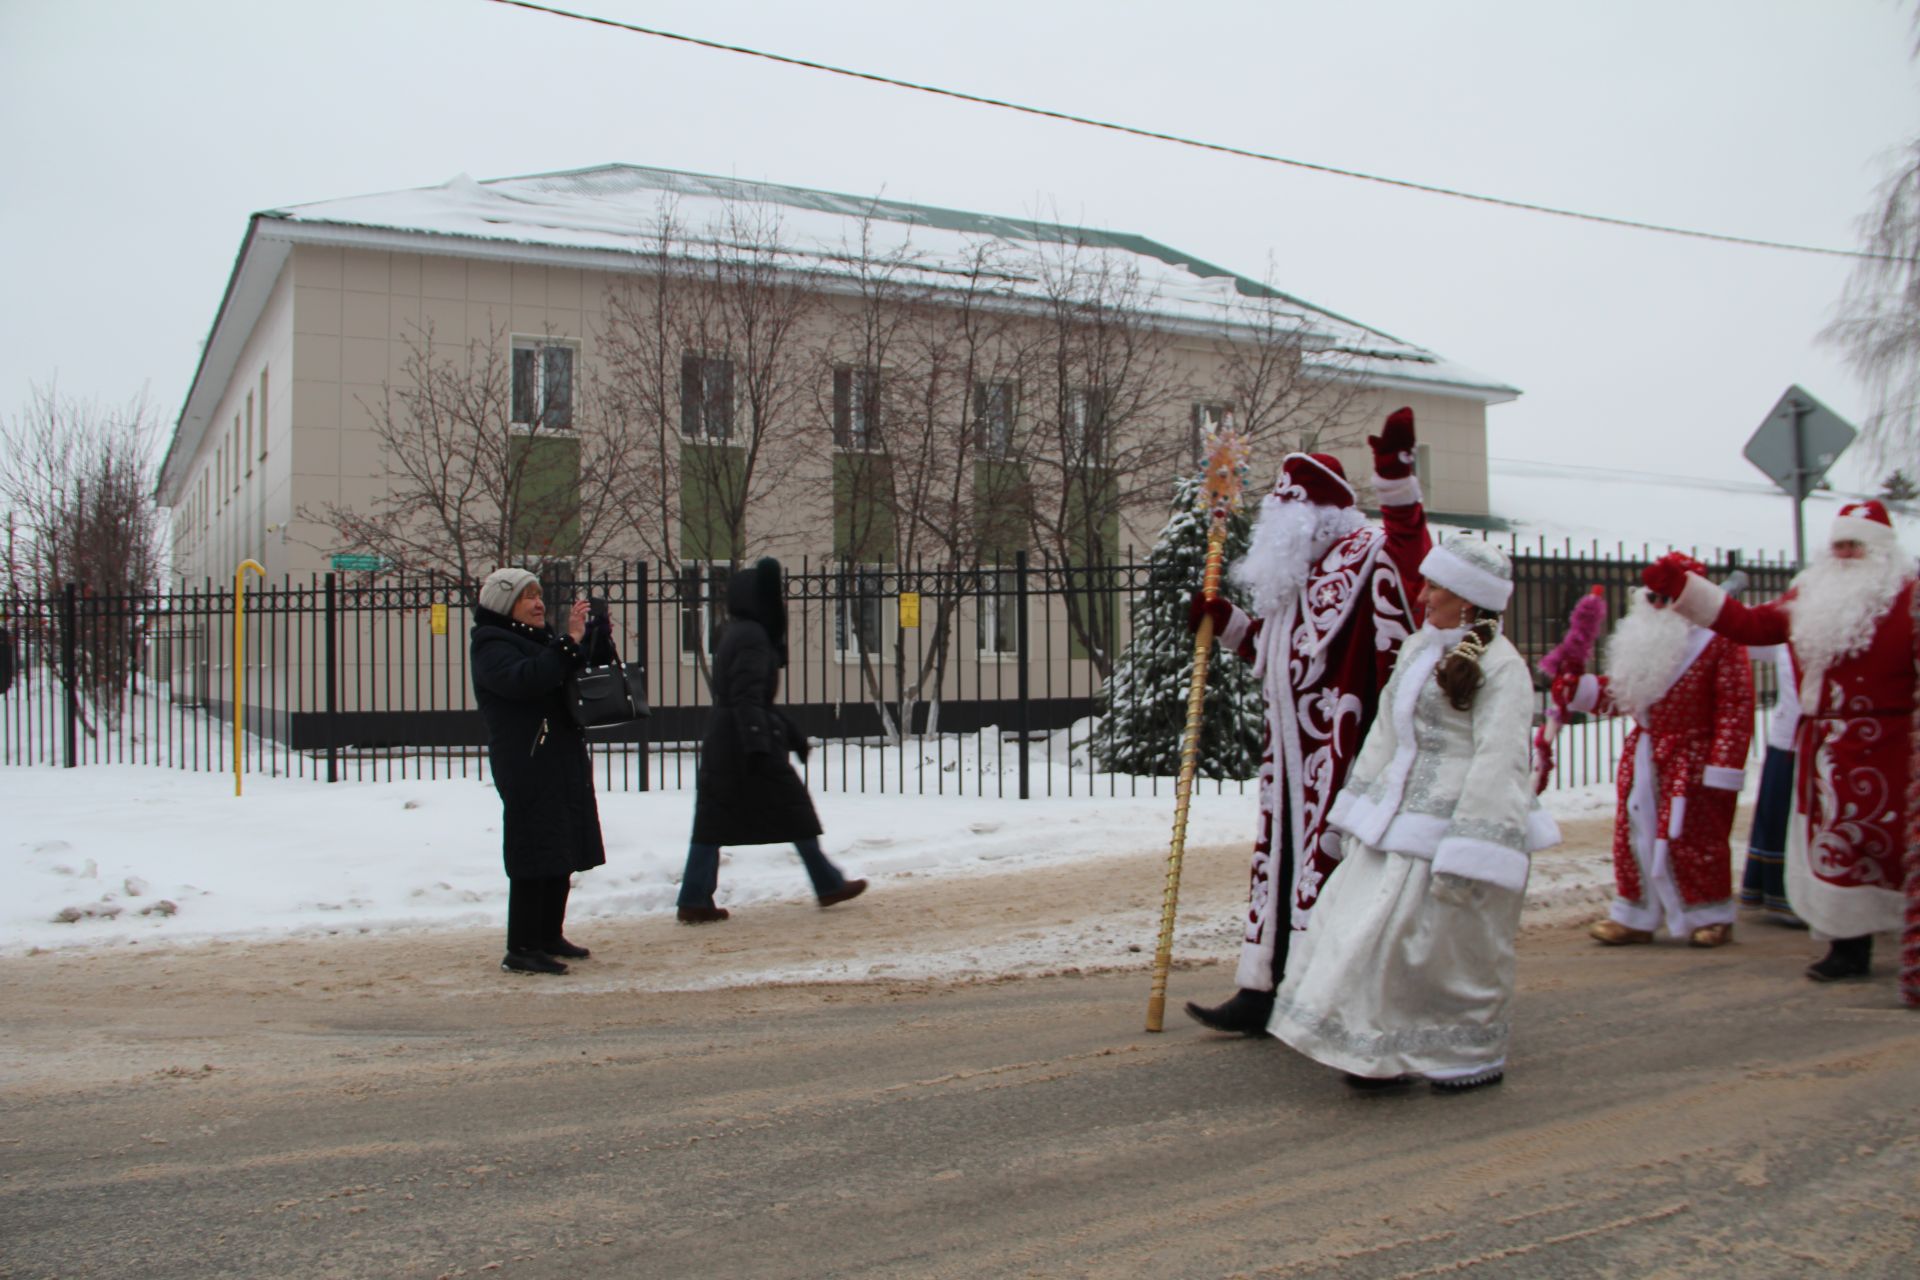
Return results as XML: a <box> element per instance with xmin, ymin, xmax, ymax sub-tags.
<box><xmin>833</xmin><ymin>366</ymin><xmax>881</xmax><ymax>451</ymax></box>
<box><xmin>510</xmin><ymin>336</ymin><xmax>580</xmax><ymax>433</ymax></box>
<box><xmin>832</xmin><ymin>561</ymin><xmax>885</xmax><ymax>658</ymax></box>
<box><xmin>974</xmin><ymin>378</ymin><xmax>1017</xmax><ymax>461</ymax></box>
<box><xmin>681</xmin><ymin>352</ymin><xmax>735</xmax><ymax>443</ymax></box>
<box><xmin>677</xmin><ymin>560</ymin><xmax>730</xmax><ymax>661</ymax></box>
<box><xmin>976</xmin><ymin>567</ymin><xmax>1020</xmax><ymax>659</ymax></box>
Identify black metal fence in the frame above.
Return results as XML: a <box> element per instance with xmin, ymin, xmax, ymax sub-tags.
<box><xmin>0</xmin><ymin>537</ymin><xmax>1797</xmax><ymax>796</ymax></box>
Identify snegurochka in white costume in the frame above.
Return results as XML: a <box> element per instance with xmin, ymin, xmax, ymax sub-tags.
<box><xmin>1268</xmin><ymin>539</ymin><xmax>1562</xmax><ymax>1093</ymax></box>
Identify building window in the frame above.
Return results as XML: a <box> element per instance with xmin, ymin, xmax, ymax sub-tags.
<box><xmin>977</xmin><ymin>568</ymin><xmax>1019</xmax><ymax>657</ymax></box>
<box><xmin>833</xmin><ymin>562</ymin><xmax>884</xmax><ymax>656</ymax></box>
<box><xmin>259</xmin><ymin>369</ymin><xmax>269</xmax><ymax>460</ymax></box>
<box><xmin>973</xmin><ymin>379</ymin><xmax>1016</xmax><ymax>460</ymax></box>
<box><xmin>833</xmin><ymin>367</ymin><xmax>880</xmax><ymax>450</ymax></box>
<box><xmin>511</xmin><ymin>339</ymin><xmax>576</xmax><ymax>430</ymax></box>
<box><xmin>681</xmin><ymin>354</ymin><xmax>734</xmax><ymax>442</ymax></box>
<box><xmin>1070</xmin><ymin>387</ymin><xmax>1108</xmax><ymax>458</ymax></box>
<box><xmin>678</xmin><ymin>562</ymin><xmax>730</xmax><ymax>657</ymax></box>
<box><xmin>1190</xmin><ymin>402</ymin><xmax>1234</xmax><ymax>466</ymax></box>
<box><xmin>245</xmin><ymin>393</ymin><xmax>254</xmax><ymax>477</ymax></box>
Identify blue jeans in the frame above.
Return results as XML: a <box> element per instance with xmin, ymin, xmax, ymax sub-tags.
<box><xmin>678</xmin><ymin>838</ymin><xmax>846</xmax><ymax>909</ymax></box>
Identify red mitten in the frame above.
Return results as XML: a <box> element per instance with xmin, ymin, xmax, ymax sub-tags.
<box><xmin>1550</xmin><ymin>672</ymin><xmax>1581</xmax><ymax>709</ymax></box>
<box><xmin>1368</xmin><ymin>407</ymin><xmax>1416</xmax><ymax>480</ymax></box>
<box><xmin>1188</xmin><ymin>591</ymin><xmax>1233</xmax><ymax>636</ymax></box>
<box><xmin>1641</xmin><ymin>553</ymin><xmax>1694</xmax><ymax>601</ymax></box>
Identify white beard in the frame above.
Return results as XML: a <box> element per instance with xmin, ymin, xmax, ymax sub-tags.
<box><xmin>1230</xmin><ymin>496</ymin><xmax>1367</xmax><ymax>620</ymax></box>
<box><xmin>1602</xmin><ymin>591</ymin><xmax>1694</xmax><ymax>720</ymax></box>
<box><xmin>1788</xmin><ymin>544</ymin><xmax>1913</xmax><ymax>678</ymax></box>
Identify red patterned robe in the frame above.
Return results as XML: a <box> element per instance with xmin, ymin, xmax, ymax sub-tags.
<box><xmin>1675</xmin><ymin>574</ymin><xmax>1915</xmax><ymax>948</ymax></box>
<box><xmin>1215</xmin><ymin>500</ymin><xmax>1429</xmax><ymax>991</ymax></box>
<box><xmin>1569</xmin><ymin>632</ymin><xmax>1754</xmax><ymax>934</ymax></box>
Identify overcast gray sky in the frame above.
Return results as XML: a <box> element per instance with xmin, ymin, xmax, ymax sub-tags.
<box><xmin>3</xmin><ymin>0</ymin><xmax>1914</xmax><ymax>495</ymax></box>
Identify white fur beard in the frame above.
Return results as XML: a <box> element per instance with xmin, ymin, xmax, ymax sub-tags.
<box><xmin>1230</xmin><ymin>497</ymin><xmax>1367</xmax><ymax>619</ymax></box>
<box><xmin>1602</xmin><ymin>593</ymin><xmax>1693</xmax><ymax>720</ymax></box>
<box><xmin>1788</xmin><ymin>547</ymin><xmax>1911</xmax><ymax>675</ymax></box>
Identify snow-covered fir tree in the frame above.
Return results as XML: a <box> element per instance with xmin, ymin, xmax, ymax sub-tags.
<box><xmin>1095</xmin><ymin>471</ymin><xmax>1263</xmax><ymax>779</ymax></box>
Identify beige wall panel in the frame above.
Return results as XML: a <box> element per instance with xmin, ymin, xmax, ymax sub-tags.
<box><xmin>339</xmin><ymin>386</ymin><xmax>383</xmax><ymax>434</ymax></box>
<box><xmin>511</xmin><ymin>263</ymin><xmax>547</xmax><ymax>307</ymax></box>
<box><xmin>294</xmin><ymin>333</ymin><xmax>341</xmax><ymax>384</ymax></box>
<box><xmin>468</xmin><ymin>259</ymin><xmax>511</xmax><ymax>304</ymax></box>
<box><xmin>293</xmin><ymin>286</ymin><xmax>341</xmax><ymax>336</ymax></box>
<box><xmin>341</xmin><ymin>337</ymin><xmax>388</xmax><ymax>387</ymax></box>
<box><xmin>341</xmin><ymin>249</ymin><xmax>390</xmax><ymax>294</ymax></box>
<box><xmin>338</xmin><ymin>427</ymin><xmax>384</xmax><ymax>479</ymax></box>
<box><xmin>291</xmin><ymin>381</ymin><xmax>342</xmax><ymax>438</ymax></box>
<box><xmin>295</xmin><ymin>245</ymin><xmax>343</xmax><ymax>289</ymax></box>
<box><xmin>390</xmin><ymin>252</ymin><xmax>422</xmax><ymax>296</ymax></box>
<box><xmin>388</xmin><ymin>295</ymin><xmax>423</xmax><ymax>344</ymax></box>
<box><xmin>420</xmin><ymin>254</ymin><xmax>467</xmax><ymax>300</ymax></box>
<box><xmin>549</xmin><ymin>267</ymin><xmax>583</xmax><ymax>310</ymax></box>
<box><xmin>341</xmin><ymin>290</ymin><xmax>389</xmax><ymax>340</ymax></box>
<box><xmin>466</xmin><ymin>302</ymin><xmax>508</xmax><ymax>344</ymax></box>
<box><xmin>419</xmin><ymin>296</ymin><xmax>467</xmax><ymax>347</ymax></box>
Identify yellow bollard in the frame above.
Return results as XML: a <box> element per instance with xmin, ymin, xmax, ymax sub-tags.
<box><xmin>233</xmin><ymin>560</ymin><xmax>265</xmax><ymax>796</ymax></box>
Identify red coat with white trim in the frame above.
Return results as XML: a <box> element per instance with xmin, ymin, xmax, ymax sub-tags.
<box><xmin>1576</xmin><ymin>633</ymin><xmax>1754</xmax><ymax>909</ymax></box>
<box><xmin>1675</xmin><ymin>576</ymin><xmax>1914</xmax><ymax>912</ymax></box>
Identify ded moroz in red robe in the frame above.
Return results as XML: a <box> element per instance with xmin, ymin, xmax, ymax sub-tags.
<box><xmin>1673</xmin><ymin>574</ymin><xmax>1914</xmax><ymax>943</ymax></box>
<box><xmin>1214</xmin><ymin>494</ymin><xmax>1429</xmax><ymax>991</ymax></box>
<box><xmin>1568</xmin><ymin>631</ymin><xmax>1755</xmax><ymax>934</ymax></box>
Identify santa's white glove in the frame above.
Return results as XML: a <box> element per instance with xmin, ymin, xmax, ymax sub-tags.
<box><xmin>1430</xmin><ymin>872</ymin><xmax>1484</xmax><ymax>907</ymax></box>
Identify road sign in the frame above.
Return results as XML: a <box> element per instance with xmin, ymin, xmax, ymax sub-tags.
<box><xmin>1742</xmin><ymin>385</ymin><xmax>1857</xmax><ymax>565</ymax></box>
<box><xmin>329</xmin><ymin>553</ymin><xmax>386</xmax><ymax>571</ymax></box>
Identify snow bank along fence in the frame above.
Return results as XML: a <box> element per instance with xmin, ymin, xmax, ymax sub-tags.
<box><xmin>0</xmin><ymin>539</ymin><xmax>1796</xmax><ymax>796</ymax></box>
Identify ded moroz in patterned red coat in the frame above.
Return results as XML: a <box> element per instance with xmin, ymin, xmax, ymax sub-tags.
<box><xmin>1210</xmin><ymin>461</ymin><xmax>1429</xmax><ymax>992</ymax></box>
<box><xmin>1567</xmin><ymin>630</ymin><xmax>1755</xmax><ymax>934</ymax></box>
<box><xmin>1664</xmin><ymin>548</ymin><xmax>1915</xmax><ymax>966</ymax></box>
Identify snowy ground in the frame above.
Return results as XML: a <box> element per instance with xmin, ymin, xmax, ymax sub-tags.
<box><xmin>0</xmin><ymin>758</ymin><xmax>1636</xmax><ymax>973</ymax></box>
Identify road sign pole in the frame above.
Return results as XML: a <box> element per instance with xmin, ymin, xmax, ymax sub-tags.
<box><xmin>1790</xmin><ymin>396</ymin><xmax>1809</xmax><ymax>568</ymax></box>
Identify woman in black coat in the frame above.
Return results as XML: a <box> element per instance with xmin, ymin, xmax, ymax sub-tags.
<box><xmin>471</xmin><ymin>567</ymin><xmax>609</xmax><ymax>974</ymax></box>
<box><xmin>677</xmin><ymin>557</ymin><xmax>867</xmax><ymax>923</ymax></box>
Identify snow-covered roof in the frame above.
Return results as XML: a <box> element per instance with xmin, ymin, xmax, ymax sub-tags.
<box><xmin>160</xmin><ymin>164</ymin><xmax>1518</xmax><ymax>499</ymax></box>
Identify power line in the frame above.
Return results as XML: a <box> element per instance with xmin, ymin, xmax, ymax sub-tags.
<box><xmin>484</xmin><ymin>0</ymin><xmax>1895</xmax><ymax>264</ymax></box>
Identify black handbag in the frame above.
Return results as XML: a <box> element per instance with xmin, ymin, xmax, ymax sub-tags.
<box><xmin>566</xmin><ymin>661</ymin><xmax>650</xmax><ymax>728</ymax></box>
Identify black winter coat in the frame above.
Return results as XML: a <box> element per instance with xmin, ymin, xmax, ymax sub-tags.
<box><xmin>690</xmin><ymin>564</ymin><xmax>822</xmax><ymax>847</ymax></box>
<box><xmin>471</xmin><ymin>606</ymin><xmax>607</xmax><ymax>880</ymax></box>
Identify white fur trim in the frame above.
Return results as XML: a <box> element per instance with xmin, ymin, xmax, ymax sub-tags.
<box><xmin>1525</xmin><ymin>807</ymin><xmax>1563</xmax><ymax>852</ymax></box>
<box><xmin>1376</xmin><ymin>812</ymin><xmax>1451</xmax><ymax>857</ymax></box>
<box><xmin>1671</xmin><ymin>574</ymin><xmax>1726</xmax><ymax>628</ymax></box>
<box><xmin>1667</xmin><ymin>795</ymin><xmax>1688</xmax><ymax>840</ymax></box>
<box><xmin>1703</xmin><ymin>765</ymin><xmax>1745</xmax><ymax>791</ymax></box>
<box><xmin>1419</xmin><ymin>545</ymin><xmax>1512</xmax><ymax>612</ymax></box>
<box><xmin>1372</xmin><ymin>473</ymin><xmax>1422</xmax><ymax>507</ymax></box>
<box><xmin>1220</xmin><ymin>604</ymin><xmax>1252</xmax><ymax>653</ymax></box>
<box><xmin>1432</xmin><ymin>836</ymin><xmax>1530</xmax><ymax>892</ymax></box>
<box><xmin>1568</xmin><ymin>674</ymin><xmax>1600</xmax><ymax>714</ymax></box>
<box><xmin>1831</xmin><ymin>514</ymin><xmax>1897</xmax><ymax>548</ymax></box>
<box><xmin>1289</xmin><ymin>452</ymin><xmax>1356</xmax><ymax>504</ymax></box>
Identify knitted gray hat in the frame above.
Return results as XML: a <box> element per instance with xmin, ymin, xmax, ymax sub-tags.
<box><xmin>478</xmin><ymin>567</ymin><xmax>540</xmax><ymax>617</ymax></box>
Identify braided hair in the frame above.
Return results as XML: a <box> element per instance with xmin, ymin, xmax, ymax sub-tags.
<box><xmin>1434</xmin><ymin>613</ymin><xmax>1502</xmax><ymax>711</ymax></box>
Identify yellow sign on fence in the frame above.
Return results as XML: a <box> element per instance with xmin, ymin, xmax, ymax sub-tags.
<box><xmin>430</xmin><ymin>603</ymin><xmax>448</xmax><ymax>636</ymax></box>
<box><xmin>898</xmin><ymin>592</ymin><xmax>920</xmax><ymax>629</ymax></box>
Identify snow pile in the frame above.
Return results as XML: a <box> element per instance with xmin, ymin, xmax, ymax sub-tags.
<box><xmin>0</xmin><ymin>764</ymin><xmax>1622</xmax><ymax>960</ymax></box>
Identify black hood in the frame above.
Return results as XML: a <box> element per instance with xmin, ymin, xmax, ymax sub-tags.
<box><xmin>727</xmin><ymin>557</ymin><xmax>788</xmax><ymax>662</ymax></box>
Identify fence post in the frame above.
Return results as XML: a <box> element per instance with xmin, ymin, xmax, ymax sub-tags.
<box><xmin>61</xmin><ymin>581</ymin><xmax>77</xmax><ymax>769</ymax></box>
<box><xmin>324</xmin><ymin>571</ymin><xmax>339</xmax><ymax>784</ymax></box>
<box><xmin>637</xmin><ymin>560</ymin><xmax>650</xmax><ymax>793</ymax></box>
<box><xmin>1015</xmin><ymin>549</ymin><xmax>1030</xmax><ymax>801</ymax></box>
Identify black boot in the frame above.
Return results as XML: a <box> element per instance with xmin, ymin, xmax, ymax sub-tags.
<box><xmin>501</xmin><ymin>948</ymin><xmax>568</xmax><ymax>975</ymax></box>
<box><xmin>1344</xmin><ymin>1072</ymin><xmax>1413</xmax><ymax>1092</ymax></box>
<box><xmin>1806</xmin><ymin>935</ymin><xmax>1872</xmax><ymax>982</ymax></box>
<box><xmin>541</xmin><ymin>937</ymin><xmax>591</xmax><ymax>959</ymax></box>
<box><xmin>1183</xmin><ymin>988</ymin><xmax>1275</xmax><ymax>1035</ymax></box>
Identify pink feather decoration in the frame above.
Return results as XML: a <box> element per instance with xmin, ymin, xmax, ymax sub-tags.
<box><xmin>1538</xmin><ymin>587</ymin><xmax>1607</xmax><ymax>679</ymax></box>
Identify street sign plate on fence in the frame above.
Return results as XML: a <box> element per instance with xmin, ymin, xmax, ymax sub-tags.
<box><xmin>330</xmin><ymin>554</ymin><xmax>386</xmax><ymax>571</ymax></box>
<box><xmin>899</xmin><ymin>592</ymin><xmax>921</xmax><ymax>628</ymax></box>
<box><xmin>430</xmin><ymin>603</ymin><xmax>448</xmax><ymax>636</ymax></box>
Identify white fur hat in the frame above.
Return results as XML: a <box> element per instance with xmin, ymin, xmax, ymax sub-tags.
<box><xmin>478</xmin><ymin>566</ymin><xmax>540</xmax><ymax>617</ymax></box>
<box><xmin>1419</xmin><ymin>539</ymin><xmax>1512</xmax><ymax>612</ymax></box>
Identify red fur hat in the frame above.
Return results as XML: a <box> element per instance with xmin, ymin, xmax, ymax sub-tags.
<box><xmin>1270</xmin><ymin>452</ymin><xmax>1356</xmax><ymax>509</ymax></box>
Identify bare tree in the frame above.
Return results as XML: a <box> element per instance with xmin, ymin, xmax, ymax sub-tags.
<box><xmin>1210</xmin><ymin>267</ymin><xmax>1370</xmax><ymax>461</ymax></box>
<box><xmin>303</xmin><ymin>320</ymin><xmax>633</xmax><ymax>589</ymax></box>
<box><xmin>1024</xmin><ymin>236</ymin><xmax>1195</xmax><ymax>678</ymax></box>
<box><xmin>597</xmin><ymin>196</ymin><xmax>822</xmax><ymax>681</ymax></box>
<box><xmin>0</xmin><ymin>383</ymin><xmax>168</xmax><ymax>721</ymax></box>
<box><xmin>1825</xmin><ymin>137</ymin><xmax>1920</xmax><ymax>468</ymax></box>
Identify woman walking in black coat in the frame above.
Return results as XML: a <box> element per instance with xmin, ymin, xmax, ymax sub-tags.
<box><xmin>678</xmin><ymin>557</ymin><xmax>866</xmax><ymax>923</ymax></box>
<box><xmin>471</xmin><ymin>567</ymin><xmax>609</xmax><ymax>974</ymax></box>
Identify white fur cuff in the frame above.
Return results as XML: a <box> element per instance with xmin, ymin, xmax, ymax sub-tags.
<box><xmin>1221</xmin><ymin>605</ymin><xmax>1253</xmax><ymax>653</ymax></box>
<box><xmin>1568</xmin><ymin>674</ymin><xmax>1600</xmax><ymax>714</ymax></box>
<box><xmin>1672</xmin><ymin>574</ymin><xmax>1726</xmax><ymax>629</ymax></box>
<box><xmin>1433</xmin><ymin>836</ymin><xmax>1530</xmax><ymax>892</ymax></box>
<box><xmin>1703</xmin><ymin>765</ymin><xmax>1745</xmax><ymax>791</ymax></box>
<box><xmin>1372</xmin><ymin>473</ymin><xmax>1422</xmax><ymax>507</ymax></box>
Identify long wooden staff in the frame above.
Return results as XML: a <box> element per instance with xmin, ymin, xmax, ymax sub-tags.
<box><xmin>1146</xmin><ymin>429</ymin><xmax>1247</xmax><ymax>1032</ymax></box>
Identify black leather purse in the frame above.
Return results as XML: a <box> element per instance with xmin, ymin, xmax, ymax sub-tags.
<box><xmin>565</xmin><ymin>661</ymin><xmax>650</xmax><ymax>728</ymax></box>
